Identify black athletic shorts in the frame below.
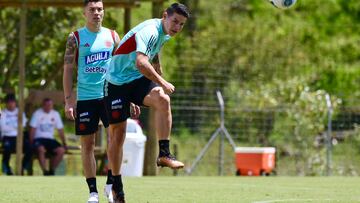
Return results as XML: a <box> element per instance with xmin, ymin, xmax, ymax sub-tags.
<box><xmin>75</xmin><ymin>98</ymin><xmax>109</xmax><ymax>135</ymax></box>
<box><xmin>2</xmin><ymin>136</ymin><xmax>32</xmax><ymax>153</ymax></box>
<box><xmin>33</xmin><ymin>138</ymin><xmax>62</xmax><ymax>153</ymax></box>
<box><xmin>104</xmin><ymin>76</ymin><xmax>158</xmax><ymax>124</ymax></box>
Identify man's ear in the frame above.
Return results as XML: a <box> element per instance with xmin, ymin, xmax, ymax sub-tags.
<box><xmin>162</xmin><ymin>11</ymin><xmax>168</xmax><ymax>19</ymax></box>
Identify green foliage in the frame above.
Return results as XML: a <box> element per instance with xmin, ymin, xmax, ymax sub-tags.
<box><xmin>163</xmin><ymin>0</ymin><xmax>359</xmax><ymax>175</ymax></box>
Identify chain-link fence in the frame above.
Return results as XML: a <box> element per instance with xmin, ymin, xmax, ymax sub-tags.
<box><xmin>161</xmin><ymin>72</ymin><xmax>360</xmax><ymax>176</ymax></box>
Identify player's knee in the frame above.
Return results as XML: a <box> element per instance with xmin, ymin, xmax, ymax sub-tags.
<box><xmin>37</xmin><ymin>146</ymin><xmax>46</xmax><ymax>154</ymax></box>
<box><xmin>109</xmin><ymin>123</ymin><xmax>126</xmax><ymax>144</ymax></box>
<box><xmin>56</xmin><ymin>147</ymin><xmax>65</xmax><ymax>156</ymax></box>
<box><xmin>157</xmin><ymin>93</ymin><xmax>170</xmax><ymax>110</ymax></box>
<box><xmin>81</xmin><ymin>137</ymin><xmax>95</xmax><ymax>152</ymax></box>
<box><xmin>82</xmin><ymin>143</ymin><xmax>94</xmax><ymax>153</ymax></box>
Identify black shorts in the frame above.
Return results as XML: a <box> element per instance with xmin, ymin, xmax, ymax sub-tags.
<box><xmin>104</xmin><ymin>76</ymin><xmax>158</xmax><ymax>124</ymax></box>
<box><xmin>75</xmin><ymin>98</ymin><xmax>109</xmax><ymax>135</ymax></box>
<box><xmin>33</xmin><ymin>138</ymin><xmax>61</xmax><ymax>153</ymax></box>
<box><xmin>2</xmin><ymin>136</ymin><xmax>32</xmax><ymax>153</ymax></box>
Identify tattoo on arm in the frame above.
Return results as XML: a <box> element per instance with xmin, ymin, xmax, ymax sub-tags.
<box><xmin>64</xmin><ymin>33</ymin><xmax>77</xmax><ymax>65</ymax></box>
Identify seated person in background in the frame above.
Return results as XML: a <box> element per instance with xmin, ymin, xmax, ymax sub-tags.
<box><xmin>0</xmin><ymin>93</ymin><xmax>32</xmax><ymax>175</ymax></box>
<box><xmin>29</xmin><ymin>98</ymin><xmax>67</xmax><ymax>175</ymax></box>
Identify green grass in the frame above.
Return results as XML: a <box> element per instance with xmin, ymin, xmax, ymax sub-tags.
<box><xmin>1</xmin><ymin>176</ymin><xmax>360</xmax><ymax>203</ymax></box>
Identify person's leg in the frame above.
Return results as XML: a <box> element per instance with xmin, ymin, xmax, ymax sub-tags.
<box><xmin>2</xmin><ymin>137</ymin><xmax>14</xmax><ymax>175</ymax></box>
<box><xmin>144</xmin><ymin>87</ymin><xmax>172</xmax><ymax>141</ymax></box>
<box><xmin>80</xmin><ymin>134</ymin><xmax>98</xmax><ymax>193</ymax></box>
<box><xmin>76</xmin><ymin>99</ymin><xmax>102</xmax><ymax>199</ymax></box>
<box><xmin>36</xmin><ymin>145</ymin><xmax>48</xmax><ymax>174</ymax></box>
<box><xmin>99</xmin><ymin>98</ymin><xmax>113</xmax><ymax>187</ymax></box>
<box><xmin>104</xmin><ymin>127</ymin><xmax>114</xmax><ymax>203</ymax></box>
<box><xmin>143</xmin><ymin>87</ymin><xmax>184</xmax><ymax>169</ymax></box>
<box><xmin>50</xmin><ymin>145</ymin><xmax>65</xmax><ymax>174</ymax></box>
<box><xmin>108</xmin><ymin>122</ymin><xmax>126</xmax><ymax>197</ymax></box>
<box><xmin>104</xmin><ymin>80</ymin><xmax>131</xmax><ymax>202</ymax></box>
<box><xmin>2</xmin><ymin>148</ymin><xmax>12</xmax><ymax>175</ymax></box>
<box><xmin>22</xmin><ymin>139</ymin><xmax>33</xmax><ymax>174</ymax></box>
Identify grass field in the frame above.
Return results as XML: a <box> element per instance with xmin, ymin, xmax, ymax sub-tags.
<box><xmin>1</xmin><ymin>176</ymin><xmax>360</xmax><ymax>203</ymax></box>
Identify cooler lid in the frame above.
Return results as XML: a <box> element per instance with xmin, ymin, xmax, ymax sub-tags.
<box><xmin>235</xmin><ymin>147</ymin><xmax>276</xmax><ymax>153</ymax></box>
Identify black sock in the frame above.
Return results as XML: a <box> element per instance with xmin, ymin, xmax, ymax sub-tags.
<box><xmin>106</xmin><ymin>170</ymin><xmax>114</xmax><ymax>184</ymax></box>
<box><xmin>43</xmin><ymin>170</ymin><xmax>49</xmax><ymax>176</ymax></box>
<box><xmin>112</xmin><ymin>175</ymin><xmax>123</xmax><ymax>193</ymax></box>
<box><xmin>86</xmin><ymin>177</ymin><xmax>98</xmax><ymax>193</ymax></box>
<box><xmin>159</xmin><ymin>140</ymin><xmax>170</xmax><ymax>157</ymax></box>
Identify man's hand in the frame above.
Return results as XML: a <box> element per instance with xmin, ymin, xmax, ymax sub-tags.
<box><xmin>65</xmin><ymin>101</ymin><xmax>76</xmax><ymax>120</ymax></box>
<box><xmin>130</xmin><ymin>103</ymin><xmax>141</xmax><ymax>119</ymax></box>
<box><xmin>161</xmin><ymin>81</ymin><xmax>175</xmax><ymax>95</ymax></box>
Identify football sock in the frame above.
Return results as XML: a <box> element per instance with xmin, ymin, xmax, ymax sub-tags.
<box><xmin>159</xmin><ymin>140</ymin><xmax>170</xmax><ymax>157</ymax></box>
<box><xmin>106</xmin><ymin>169</ymin><xmax>114</xmax><ymax>184</ymax></box>
<box><xmin>86</xmin><ymin>177</ymin><xmax>98</xmax><ymax>193</ymax></box>
<box><xmin>112</xmin><ymin>175</ymin><xmax>123</xmax><ymax>193</ymax></box>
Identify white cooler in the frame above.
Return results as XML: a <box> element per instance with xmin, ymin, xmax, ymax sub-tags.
<box><xmin>120</xmin><ymin>119</ymin><xmax>147</xmax><ymax>177</ymax></box>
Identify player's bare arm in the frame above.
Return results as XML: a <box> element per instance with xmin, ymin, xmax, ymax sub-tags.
<box><xmin>152</xmin><ymin>54</ymin><xmax>163</xmax><ymax>75</ymax></box>
<box><xmin>63</xmin><ymin>33</ymin><xmax>77</xmax><ymax>120</ymax></box>
<box><xmin>58</xmin><ymin>129</ymin><xmax>67</xmax><ymax>148</ymax></box>
<box><xmin>112</xmin><ymin>30</ymin><xmax>121</xmax><ymax>55</ymax></box>
<box><xmin>136</xmin><ymin>52</ymin><xmax>175</xmax><ymax>94</ymax></box>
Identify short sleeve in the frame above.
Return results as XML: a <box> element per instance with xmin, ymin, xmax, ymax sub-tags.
<box><xmin>135</xmin><ymin>26</ymin><xmax>159</xmax><ymax>57</ymax></box>
<box><xmin>22</xmin><ymin>113</ymin><xmax>27</xmax><ymax>127</ymax></box>
<box><xmin>29</xmin><ymin>111</ymin><xmax>38</xmax><ymax>128</ymax></box>
<box><xmin>55</xmin><ymin>112</ymin><xmax>64</xmax><ymax>129</ymax></box>
<box><xmin>0</xmin><ymin>111</ymin><xmax>3</xmax><ymax>132</ymax></box>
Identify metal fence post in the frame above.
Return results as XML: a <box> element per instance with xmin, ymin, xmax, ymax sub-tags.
<box><xmin>325</xmin><ymin>94</ymin><xmax>333</xmax><ymax>176</ymax></box>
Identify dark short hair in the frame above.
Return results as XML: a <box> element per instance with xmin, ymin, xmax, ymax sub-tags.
<box><xmin>43</xmin><ymin>98</ymin><xmax>52</xmax><ymax>104</ymax></box>
<box><xmin>84</xmin><ymin>0</ymin><xmax>102</xmax><ymax>7</ymax></box>
<box><xmin>166</xmin><ymin>3</ymin><xmax>190</xmax><ymax>18</ymax></box>
<box><xmin>4</xmin><ymin>93</ymin><xmax>16</xmax><ymax>103</ymax></box>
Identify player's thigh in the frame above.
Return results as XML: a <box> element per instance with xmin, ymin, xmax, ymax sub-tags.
<box><xmin>108</xmin><ymin>121</ymin><xmax>127</xmax><ymax>145</ymax></box>
<box><xmin>130</xmin><ymin>77</ymin><xmax>159</xmax><ymax>106</ymax></box>
<box><xmin>99</xmin><ymin>98</ymin><xmax>109</xmax><ymax>128</ymax></box>
<box><xmin>76</xmin><ymin>100</ymin><xmax>101</xmax><ymax>136</ymax></box>
<box><xmin>33</xmin><ymin>139</ymin><xmax>47</xmax><ymax>153</ymax></box>
<box><xmin>104</xmin><ymin>80</ymin><xmax>130</xmax><ymax>124</ymax></box>
<box><xmin>46</xmin><ymin>139</ymin><xmax>62</xmax><ymax>154</ymax></box>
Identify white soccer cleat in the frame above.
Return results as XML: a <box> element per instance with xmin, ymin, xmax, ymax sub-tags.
<box><xmin>104</xmin><ymin>184</ymin><xmax>114</xmax><ymax>203</ymax></box>
<box><xmin>87</xmin><ymin>192</ymin><xmax>99</xmax><ymax>203</ymax></box>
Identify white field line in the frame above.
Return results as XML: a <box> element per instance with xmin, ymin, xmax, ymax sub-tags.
<box><xmin>253</xmin><ymin>199</ymin><xmax>334</xmax><ymax>203</ymax></box>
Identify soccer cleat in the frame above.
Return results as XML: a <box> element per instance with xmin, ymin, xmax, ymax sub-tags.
<box><xmin>112</xmin><ymin>189</ymin><xmax>125</xmax><ymax>203</ymax></box>
<box><xmin>157</xmin><ymin>154</ymin><xmax>184</xmax><ymax>169</ymax></box>
<box><xmin>104</xmin><ymin>184</ymin><xmax>114</xmax><ymax>203</ymax></box>
<box><xmin>87</xmin><ymin>192</ymin><xmax>99</xmax><ymax>203</ymax></box>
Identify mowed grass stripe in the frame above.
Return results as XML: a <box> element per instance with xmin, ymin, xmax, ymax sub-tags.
<box><xmin>1</xmin><ymin>177</ymin><xmax>360</xmax><ymax>203</ymax></box>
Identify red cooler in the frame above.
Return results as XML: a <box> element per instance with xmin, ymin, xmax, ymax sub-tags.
<box><xmin>235</xmin><ymin>147</ymin><xmax>276</xmax><ymax>176</ymax></box>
